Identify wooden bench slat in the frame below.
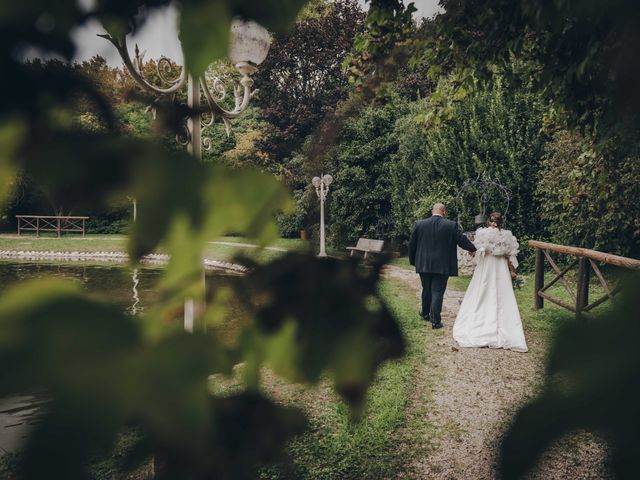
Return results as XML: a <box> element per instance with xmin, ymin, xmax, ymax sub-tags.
<box><xmin>347</xmin><ymin>238</ymin><xmax>384</xmax><ymax>258</ymax></box>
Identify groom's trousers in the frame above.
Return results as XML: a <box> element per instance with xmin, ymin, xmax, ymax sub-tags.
<box><xmin>419</xmin><ymin>273</ymin><xmax>449</xmax><ymax>325</ymax></box>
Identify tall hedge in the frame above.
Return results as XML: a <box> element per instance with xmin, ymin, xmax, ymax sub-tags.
<box><xmin>391</xmin><ymin>80</ymin><xmax>546</xmax><ymax>240</ymax></box>
<box><xmin>327</xmin><ymin>101</ymin><xmax>407</xmax><ymax>247</ymax></box>
<box><xmin>538</xmin><ymin>130</ymin><xmax>640</xmax><ymax>257</ymax></box>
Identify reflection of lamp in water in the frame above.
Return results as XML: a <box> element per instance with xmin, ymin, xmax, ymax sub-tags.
<box><xmin>131</xmin><ymin>268</ymin><xmax>140</xmax><ymax>316</ymax></box>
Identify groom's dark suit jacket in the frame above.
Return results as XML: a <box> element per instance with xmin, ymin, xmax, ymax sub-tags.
<box><xmin>408</xmin><ymin>215</ymin><xmax>477</xmax><ymax>276</ymax></box>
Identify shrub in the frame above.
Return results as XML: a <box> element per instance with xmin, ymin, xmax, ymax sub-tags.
<box><xmin>537</xmin><ymin>130</ymin><xmax>640</xmax><ymax>257</ymax></box>
<box><xmin>391</xmin><ymin>79</ymin><xmax>546</xmax><ymax>243</ymax></box>
<box><xmin>276</xmin><ymin>190</ymin><xmax>307</xmax><ymax>238</ymax></box>
<box><xmin>327</xmin><ymin>101</ymin><xmax>407</xmax><ymax>247</ymax></box>
<box><xmin>86</xmin><ymin>215</ymin><xmax>129</xmax><ymax>235</ymax></box>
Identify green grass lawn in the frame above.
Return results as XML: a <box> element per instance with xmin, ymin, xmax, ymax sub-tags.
<box><xmin>0</xmin><ymin>234</ymin><xmax>129</xmax><ymax>252</ymax></box>
<box><xmin>388</xmin><ymin>256</ymin><xmax>412</xmax><ymax>270</ymax></box>
<box><xmin>258</xmin><ymin>277</ymin><xmax>436</xmax><ymax>479</ymax></box>
<box><xmin>0</xmin><ymin>234</ymin><xmax>311</xmax><ymax>251</ymax></box>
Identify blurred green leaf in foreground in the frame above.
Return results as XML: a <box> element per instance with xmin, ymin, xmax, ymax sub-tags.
<box><xmin>0</xmin><ymin>1</ymin><xmax>409</xmax><ymax>477</ymax></box>
<box><xmin>500</xmin><ymin>274</ymin><xmax>640</xmax><ymax>479</ymax></box>
<box><xmin>233</xmin><ymin>253</ymin><xmax>405</xmax><ymax>408</ymax></box>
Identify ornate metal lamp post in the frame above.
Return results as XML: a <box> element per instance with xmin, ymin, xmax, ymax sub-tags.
<box><xmin>100</xmin><ymin>19</ymin><xmax>270</xmax><ymax>151</ymax></box>
<box><xmin>453</xmin><ymin>173</ymin><xmax>512</xmax><ymax>232</ymax></box>
<box><xmin>312</xmin><ymin>174</ymin><xmax>333</xmax><ymax>257</ymax></box>
<box><xmin>101</xmin><ymin>18</ymin><xmax>271</xmax><ymax>331</ymax></box>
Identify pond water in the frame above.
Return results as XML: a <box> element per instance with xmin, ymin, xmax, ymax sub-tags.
<box><xmin>0</xmin><ymin>261</ymin><xmax>169</xmax><ymax>316</ymax></box>
<box><xmin>0</xmin><ymin>260</ymin><xmax>238</xmax><ymax>458</ymax></box>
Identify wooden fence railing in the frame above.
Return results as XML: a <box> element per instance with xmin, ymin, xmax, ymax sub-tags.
<box><xmin>16</xmin><ymin>215</ymin><xmax>89</xmax><ymax>238</ymax></box>
<box><xmin>529</xmin><ymin>240</ymin><xmax>640</xmax><ymax>317</ymax></box>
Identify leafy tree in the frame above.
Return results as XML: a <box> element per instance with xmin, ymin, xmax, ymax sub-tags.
<box><xmin>391</xmin><ymin>78</ymin><xmax>546</xmax><ymax>242</ymax></box>
<box><xmin>537</xmin><ymin>129</ymin><xmax>640</xmax><ymax>258</ymax></box>
<box><xmin>327</xmin><ymin>100</ymin><xmax>407</xmax><ymax>247</ymax></box>
<box><xmin>393</xmin><ymin>18</ymin><xmax>440</xmax><ymax>101</ymax></box>
<box><xmin>344</xmin><ymin>0</ymin><xmax>417</xmax><ymax>99</ymax></box>
<box><xmin>76</xmin><ymin>55</ymin><xmax>130</xmax><ymax>106</ymax></box>
<box><xmin>428</xmin><ymin>0</ymin><xmax>640</xmax><ymax>141</ymax></box>
<box><xmin>254</xmin><ymin>0</ymin><xmax>365</xmax><ymax>180</ymax></box>
<box><xmin>1</xmin><ymin>58</ymin><xmax>150</xmax><ymax>231</ymax></box>
<box><xmin>276</xmin><ymin>0</ymin><xmax>420</xmax><ymax>240</ymax></box>
<box><xmin>203</xmin><ymin>107</ymin><xmax>268</xmax><ymax>164</ymax></box>
<box><xmin>115</xmin><ymin>103</ymin><xmax>153</xmax><ymax>137</ymax></box>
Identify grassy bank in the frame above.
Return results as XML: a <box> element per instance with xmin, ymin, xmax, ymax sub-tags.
<box><xmin>0</xmin><ymin>276</ymin><xmax>433</xmax><ymax>480</ymax></box>
<box><xmin>0</xmin><ymin>234</ymin><xmax>129</xmax><ymax>252</ymax></box>
<box><xmin>259</xmin><ymin>277</ymin><xmax>435</xmax><ymax>479</ymax></box>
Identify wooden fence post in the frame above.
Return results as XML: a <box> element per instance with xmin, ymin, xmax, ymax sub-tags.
<box><xmin>534</xmin><ymin>248</ymin><xmax>545</xmax><ymax>310</ymax></box>
<box><xmin>576</xmin><ymin>257</ymin><xmax>590</xmax><ymax>317</ymax></box>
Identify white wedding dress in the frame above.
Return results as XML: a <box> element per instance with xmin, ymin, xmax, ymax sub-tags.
<box><xmin>453</xmin><ymin>227</ymin><xmax>528</xmax><ymax>352</ymax></box>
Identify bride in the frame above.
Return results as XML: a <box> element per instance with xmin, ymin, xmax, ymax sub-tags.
<box><xmin>453</xmin><ymin>212</ymin><xmax>528</xmax><ymax>352</ymax></box>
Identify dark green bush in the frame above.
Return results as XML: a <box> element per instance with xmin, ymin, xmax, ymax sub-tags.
<box><xmin>537</xmin><ymin>130</ymin><xmax>640</xmax><ymax>258</ymax></box>
<box><xmin>276</xmin><ymin>190</ymin><xmax>307</xmax><ymax>238</ymax></box>
<box><xmin>327</xmin><ymin>101</ymin><xmax>407</xmax><ymax>247</ymax></box>
<box><xmin>86</xmin><ymin>214</ymin><xmax>129</xmax><ymax>235</ymax></box>
<box><xmin>391</xmin><ymin>79</ymin><xmax>546</xmax><ymax>243</ymax></box>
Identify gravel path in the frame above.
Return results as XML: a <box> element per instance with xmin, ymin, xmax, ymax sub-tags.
<box><xmin>383</xmin><ymin>265</ymin><xmax>610</xmax><ymax>480</ymax></box>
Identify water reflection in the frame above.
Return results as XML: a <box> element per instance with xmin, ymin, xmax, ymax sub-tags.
<box><xmin>131</xmin><ymin>268</ymin><xmax>140</xmax><ymax>316</ymax></box>
<box><xmin>0</xmin><ymin>395</ymin><xmax>47</xmax><ymax>457</ymax></box>
<box><xmin>0</xmin><ymin>260</ymin><xmax>242</xmax><ymax>458</ymax></box>
<box><xmin>0</xmin><ymin>261</ymin><xmax>165</xmax><ymax>314</ymax></box>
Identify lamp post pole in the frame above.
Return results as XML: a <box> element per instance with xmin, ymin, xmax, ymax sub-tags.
<box><xmin>187</xmin><ymin>74</ymin><xmax>202</xmax><ymax>161</ymax></box>
<box><xmin>312</xmin><ymin>174</ymin><xmax>333</xmax><ymax>257</ymax></box>
<box><xmin>184</xmin><ymin>74</ymin><xmax>202</xmax><ymax>333</ymax></box>
<box><xmin>101</xmin><ymin>20</ymin><xmax>271</xmax><ymax>332</ymax></box>
<box><xmin>319</xmin><ymin>181</ymin><xmax>326</xmax><ymax>257</ymax></box>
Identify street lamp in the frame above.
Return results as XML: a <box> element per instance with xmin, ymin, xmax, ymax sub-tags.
<box><xmin>101</xmin><ymin>17</ymin><xmax>271</xmax><ymax>331</ymax></box>
<box><xmin>100</xmin><ymin>18</ymin><xmax>270</xmax><ymax>148</ymax></box>
<box><xmin>312</xmin><ymin>174</ymin><xmax>333</xmax><ymax>257</ymax></box>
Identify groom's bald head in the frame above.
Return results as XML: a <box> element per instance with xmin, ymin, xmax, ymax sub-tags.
<box><xmin>432</xmin><ymin>203</ymin><xmax>446</xmax><ymax>216</ymax></box>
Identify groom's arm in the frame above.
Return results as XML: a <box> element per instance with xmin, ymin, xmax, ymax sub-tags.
<box><xmin>408</xmin><ymin>224</ymin><xmax>418</xmax><ymax>266</ymax></box>
<box><xmin>455</xmin><ymin>226</ymin><xmax>477</xmax><ymax>253</ymax></box>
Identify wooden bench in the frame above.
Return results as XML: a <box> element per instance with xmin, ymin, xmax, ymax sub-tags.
<box><xmin>16</xmin><ymin>215</ymin><xmax>89</xmax><ymax>238</ymax></box>
<box><xmin>346</xmin><ymin>238</ymin><xmax>384</xmax><ymax>259</ymax></box>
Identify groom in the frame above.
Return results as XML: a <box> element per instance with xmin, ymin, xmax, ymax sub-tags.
<box><xmin>408</xmin><ymin>203</ymin><xmax>477</xmax><ymax>329</ymax></box>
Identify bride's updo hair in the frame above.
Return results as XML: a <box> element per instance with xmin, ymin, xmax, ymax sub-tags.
<box><xmin>487</xmin><ymin>212</ymin><xmax>504</xmax><ymax>229</ymax></box>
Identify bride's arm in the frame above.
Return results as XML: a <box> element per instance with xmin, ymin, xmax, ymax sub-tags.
<box><xmin>507</xmin><ymin>259</ymin><xmax>517</xmax><ymax>279</ymax></box>
<box><xmin>506</xmin><ymin>231</ymin><xmax>519</xmax><ymax>275</ymax></box>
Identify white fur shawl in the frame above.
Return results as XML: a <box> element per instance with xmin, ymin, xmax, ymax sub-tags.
<box><xmin>473</xmin><ymin>227</ymin><xmax>520</xmax><ymax>268</ymax></box>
